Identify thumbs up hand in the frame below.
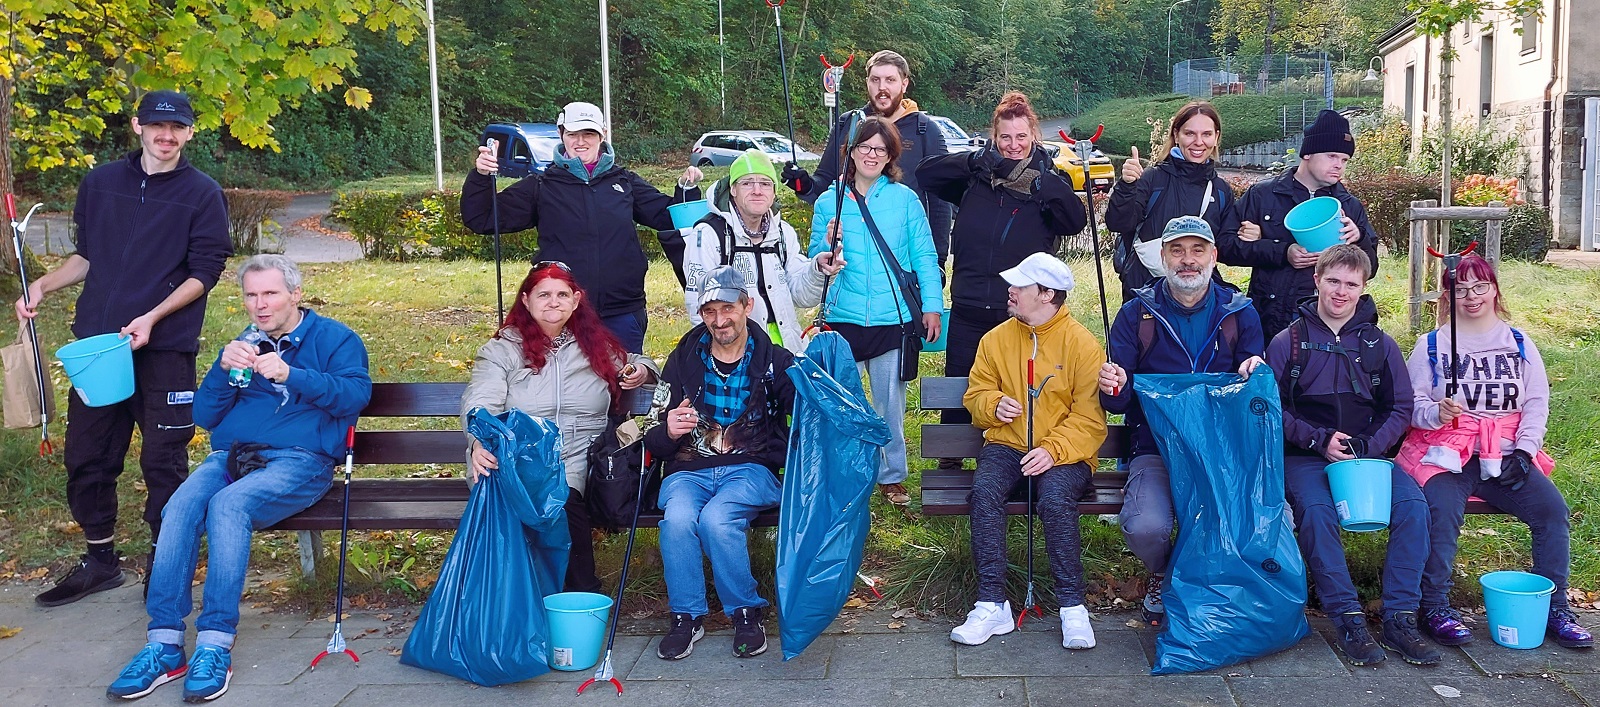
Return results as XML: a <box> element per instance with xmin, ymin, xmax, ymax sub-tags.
<box><xmin>1121</xmin><ymin>146</ymin><xmax>1145</xmax><ymax>183</ymax></box>
<box><xmin>666</xmin><ymin>397</ymin><xmax>700</xmax><ymax>439</ymax></box>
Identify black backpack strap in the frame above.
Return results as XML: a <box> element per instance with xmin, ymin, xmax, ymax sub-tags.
<box><xmin>1136</xmin><ymin>308</ymin><xmax>1156</xmax><ymax>368</ymax></box>
<box><xmin>1219</xmin><ymin>312</ymin><xmax>1239</xmax><ymax>354</ymax></box>
<box><xmin>1282</xmin><ymin>318</ymin><xmax>1306</xmax><ymax>404</ymax></box>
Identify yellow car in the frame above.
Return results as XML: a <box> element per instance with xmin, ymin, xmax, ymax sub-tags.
<box><xmin>1039</xmin><ymin>140</ymin><xmax>1115</xmax><ymax>193</ymax></box>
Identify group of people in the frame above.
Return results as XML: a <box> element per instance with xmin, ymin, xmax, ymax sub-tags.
<box><xmin>13</xmin><ymin>52</ymin><xmax>1588</xmax><ymax>701</ymax></box>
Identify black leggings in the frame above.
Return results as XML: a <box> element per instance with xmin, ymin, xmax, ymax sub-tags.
<box><xmin>967</xmin><ymin>444</ymin><xmax>1092</xmax><ymax>607</ymax></box>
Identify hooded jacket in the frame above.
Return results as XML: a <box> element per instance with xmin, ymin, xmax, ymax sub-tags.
<box><xmin>459</xmin><ymin>143</ymin><xmax>699</xmax><ymax>318</ymax></box>
<box><xmin>963</xmin><ymin>305</ymin><xmax>1107</xmax><ymax>465</ymax></box>
<box><xmin>917</xmin><ymin>145</ymin><xmax>1087</xmax><ymax>312</ymax></box>
<box><xmin>1218</xmin><ymin>166</ymin><xmax>1378</xmax><ymax>338</ymax></box>
<box><xmin>807</xmin><ymin>175</ymin><xmax>943</xmax><ymax>327</ymax></box>
<box><xmin>1103</xmin><ymin>153</ymin><xmax>1234</xmax><ymax>301</ymax></box>
<box><xmin>1100</xmin><ymin>280</ymin><xmax>1265</xmax><ymax>458</ymax></box>
<box><xmin>72</xmin><ymin>151</ymin><xmax>232</xmax><ymax>351</ymax></box>
<box><xmin>681</xmin><ymin>178</ymin><xmax>827</xmax><ymax>352</ymax></box>
<box><xmin>644</xmin><ymin>324</ymin><xmax>796</xmax><ymax>478</ymax></box>
<box><xmin>1264</xmin><ymin>296</ymin><xmax>1413</xmax><ymax>457</ymax></box>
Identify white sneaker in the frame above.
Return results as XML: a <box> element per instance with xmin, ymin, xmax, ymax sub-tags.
<box><xmin>951</xmin><ymin>601</ymin><xmax>1015</xmax><ymax>645</ymax></box>
<box><xmin>1060</xmin><ymin>605</ymin><xmax>1096</xmax><ymax>650</ymax></box>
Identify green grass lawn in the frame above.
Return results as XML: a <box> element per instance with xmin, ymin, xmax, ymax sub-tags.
<box><xmin>1</xmin><ymin>254</ymin><xmax>1596</xmax><ymax>616</ymax></box>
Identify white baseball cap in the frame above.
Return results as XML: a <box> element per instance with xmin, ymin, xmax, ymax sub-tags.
<box><xmin>1000</xmin><ymin>252</ymin><xmax>1075</xmax><ymax>292</ymax></box>
<box><xmin>557</xmin><ymin>102</ymin><xmax>607</xmax><ymax>134</ymax></box>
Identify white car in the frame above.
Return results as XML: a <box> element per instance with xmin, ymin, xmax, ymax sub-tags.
<box><xmin>690</xmin><ymin>130</ymin><xmax>821</xmax><ymax>167</ymax></box>
<box><xmin>929</xmin><ymin>116</ymin><xmax>985</xmax><ymax>154</ymax></box>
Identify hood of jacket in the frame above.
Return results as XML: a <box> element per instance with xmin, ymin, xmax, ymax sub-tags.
<box><xmin>1293</xmin><ymin>293</ymin><xmax>1380</xmax><ymax>336</ymax></box>
<box><xmin>551</xmin><ymin>141</ymin><xmax>618</xmax><ymax>184</ymax></box>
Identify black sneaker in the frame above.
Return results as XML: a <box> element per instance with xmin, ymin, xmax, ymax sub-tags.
<box><xmin>35</xmin><ymin>554</ymin><xmax>125</xmax><ymax>607</ymax></box>
<box><xmin>1332</xmin><ymin>612</ymin><xmax>1386</xmax><ymax>666</ymax></box>
<box><xmin>732</xmin><ymin>606</ymin><xmax>768</xmax><ymax>658</ymax></box>
<box><xmin>657</xmin><ymin>613</ymin><xmax>704</xmax><ymax>660</ymax></box>
<box><xmin>1141</xmin><ymin>574</ymin><xmax>1166</xmax><ymax>627</ymax></box>
<box><xmin>1380</xmin><ymin>611</ymin><xmax>1442</xmax><ymax>665</ymax></box>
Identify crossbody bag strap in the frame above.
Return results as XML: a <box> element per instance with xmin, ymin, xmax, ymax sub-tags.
<box><xmin>852</xmin><ymin>187</ymin><xmax>916</xmax><ymax>316</ymax></box>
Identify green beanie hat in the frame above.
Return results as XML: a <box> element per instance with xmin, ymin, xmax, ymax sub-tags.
<box><xmin>729</xmin><ymin>149</ymin><xmax>779</xmax><ymax>185</ymax></box>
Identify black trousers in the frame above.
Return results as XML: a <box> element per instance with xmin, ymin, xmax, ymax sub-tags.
<box><xmin>940</xmin><ymin>306</ymin><xmax>1012</xmax><ymax>426</ymax></box>
<box><xmin>63</xmin><ymin>349</ymin><xmax>197</xmax><ymax>542</ymax></box>
<box><xmin>564</xmin><ymin>491</ymin><xmax>603</xmax><ymax>593</ymax></box>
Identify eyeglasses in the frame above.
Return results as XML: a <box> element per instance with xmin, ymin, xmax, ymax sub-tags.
<box><xmin>534</xmin><ymin>260</ymin><xmax>572</xmax><ymax>273</ymax></box>
<box><xmin>1451</xmin><ymin>282</ymin><xmax>1494</xmax><ymax>298</ymax></box>
<box><xmin>853</xmin><ymin>143</ymin><xmax>888</xmax><ymax>158</ymax></box>
<box><xmin>733</xmin><ymin>177</ymin><xmax>775</xmax><ymax>191</ymax></box>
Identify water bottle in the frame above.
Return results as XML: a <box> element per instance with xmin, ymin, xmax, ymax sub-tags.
<box><xmin>228</xmin><ymin>325</ymin><xmax>266</xmax><ymax>387</ymax></box>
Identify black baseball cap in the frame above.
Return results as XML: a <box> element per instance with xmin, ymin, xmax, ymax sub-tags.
<box><xmin>136</xmin><ymin>90</ymin><xmax>195</xmax><ymax>127</ymax></box>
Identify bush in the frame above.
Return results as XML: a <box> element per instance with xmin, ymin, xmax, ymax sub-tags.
<box><xmin>1500</xmin><ymin>203</ymin><xmax>1551</xmax><ymax>262</ymax></box>
<box><xmin>400</xmin><ymin>192</ymin><xmax>538</xmax><ymax>261</ymax></box>
<box><xmin>1416</xmin><ymin>118</ymin><xmax>1526</xmax><ymax>180</ymax></box>
<box><xmin>330</xmin><ymin>189</ymin><xmax>429</xmax><ymax>261</ymax></box>
<box><xmin>1344</xmin><ymin>169</ymin><xmax>1441</xmax><ymax>255</ymax></box>
<box><xmin>224</xmin><ymin>189</ymin><xmax>294</xmax><ymax>255</ymax></box>
<box><xmin>1346</xmin><ymin>110</ymin><xmax>1411</xmax><ymax>183</ymax></box>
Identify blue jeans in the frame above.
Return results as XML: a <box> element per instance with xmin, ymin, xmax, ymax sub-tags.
<box><xmin>1120</xmin><ymin>454</ymin><xmax>1175</xmax><ymax>574</ymax></box>
<box><xmin>601</xmin><ymin>309</ymin><xmax>647</xmax><ymax>354</ymax></box>
<box><xmin>658</xmin><ymin>463</ymin><xmax>780</xmax><ymax>617</ymax></box>
<box><xmin>148</xmin><ymin>449</ymin><xmax>334</xmax><ymax>649</ymax></box>
<box><xmin>1283</xmin><ymin>455</ymin><xmax>1428</xmax><ymax>617</ymax></box>
<box><xmin>857</xmin><ymin>349</ymin><xmax>909</xmax><ymax>484</ymax></box>
<box><xmin>1420</xmin><ymin>457</ymin><xmax>1571</xmax><ymax>610</ymax></box>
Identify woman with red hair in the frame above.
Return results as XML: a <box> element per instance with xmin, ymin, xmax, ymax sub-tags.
<box><xmin>461</xmin><ymin>262</ymin><xmax>658</xmax><ymax>592</ymax></box>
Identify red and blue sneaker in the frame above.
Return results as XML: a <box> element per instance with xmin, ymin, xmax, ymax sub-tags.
<box><xmin>1421</xmin><ymin>607</ymin><xmax>1475</xmax><ymax>646</ymax></box>
<box><xmin>182</xmin><ymin>645</ymin><xmax>233</xmax><ymax>702</ymax></box>
<box><xmin>1549</xmin><ymin>607</ymin><xmax>1594</xmax><ymax>649</ymax></box>
<box><xmin>106</xmin><ymin>642</ymin><xmax>186</xmax><ymax>700</ymax></box>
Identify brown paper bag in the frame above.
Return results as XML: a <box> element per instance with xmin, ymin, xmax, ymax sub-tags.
<box><xmin>2</xmin><ymin>330</ymin><xmax>54</xmax><ymax>429</ymax></box>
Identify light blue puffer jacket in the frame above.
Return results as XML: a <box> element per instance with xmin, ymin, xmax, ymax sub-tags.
<box><xmin>808</xmin><ymin>176</ymin><xmax>942</xmax><ymax>326</ymax></box>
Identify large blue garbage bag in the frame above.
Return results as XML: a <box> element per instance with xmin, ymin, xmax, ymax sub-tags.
<box><xmin>776</xmin><ymin>332</ymin><xmax>892</xmax><ymax>660</ymax></box>
<box><xmin>1133</xmin><ymin>370</ymin><xmax>1309</xmax><ymax>674</ymax></box>
<box><xmin>401</xmin><ymin>408</ymin><xmax>572</xmax><ymax>685</ymax></box>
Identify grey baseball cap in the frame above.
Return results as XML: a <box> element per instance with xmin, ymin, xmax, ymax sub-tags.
<box><xmin>1161</xmin><ymin>215</ymin><xmax>1215</xmax><ymax>244</ymax></box>
<box><xmin>697</xmin><ymin>265</ymin><xmax>748</xmax><ymax>308</ymax></box>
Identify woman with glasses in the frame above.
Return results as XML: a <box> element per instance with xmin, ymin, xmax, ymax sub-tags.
<box><xmin>682</xmin><ymin>150</ymin><xmax>844</xmax><ymax>353</ymax></box>
<box><xmin>460</xmin><ymin>262</ymin><xmax>658</xmax><ymax>593</ymax></box>
<box><xmin>807</xmin><ymin>116</ymin><xmax>943</xmax><ymax>506</ymax></box>
<box><xmin>1395</xmin><ymin>254</ymin><xmax>1591</xmax><ymax>650</ymax></box>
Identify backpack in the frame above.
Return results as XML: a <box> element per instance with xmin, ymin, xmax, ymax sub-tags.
<box><xmin>1426</xmin><ymin>327</ymin><xmax>1525</xmax><ymax>387</ymax></box>
<box><xmin>1278</xmin><ymin>318</ymin><xmax>1388</xmax><ymax>410</ymax></box>
<box><xmin>584</xmin><ymin>415</ymin><xmax>656</xmax><ymax>533</ymax></box>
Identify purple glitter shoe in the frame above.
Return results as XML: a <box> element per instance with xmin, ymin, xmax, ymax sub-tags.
<box><xmin>1421</xmin><ymin>607</ymin><xmax>1475</xmax><ymax>646</ymax></box>
<box><xmin>1549</xmin><ymin>607</ymin><xmax>1594</xmax><ymax>649</ymax></box>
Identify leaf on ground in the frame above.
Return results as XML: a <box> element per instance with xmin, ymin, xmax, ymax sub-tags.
<box><xmin>23</xmin><ymin>567</ymin><xmax>48</xmax><ymax>581</ymax></box>
<box><xmin>891</xmin><ymin>608</ymin><xmax>917</xmax><ymax>619</ymax></box>
<box><xmin>886</xmin><ymin>621</ymin><xmax>905</xmax><ymax>629</ymax></box>
<box><xmin>843</xmin><ymin>597</ymin><xmax>867</xmax><ymax>609</ymax></box>
<box><xmin>376</xmin><ymin>613</ymin><xmax>393</xmax><ymax>621</ymax></box>
<box><xmin>385</xmin><ymin>646</ymin><xmax>402</xmax><ymax>656</ymax></box>
<box><xmin>1433</xmin><ymin>685</ymin><xmax>1462</xmax><ymax>698</ymax></box>
<box><xmin>0</xmin><ymin>626</ymin><xmax>20</xmax><ymax>639</ymax></box>
<box><xmin>1125</xmin><ymin>619</ymin><xmax>1144</xmax><ymax>629</ymax></box>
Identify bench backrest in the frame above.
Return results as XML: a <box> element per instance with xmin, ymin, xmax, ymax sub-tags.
<box><xmin>918</xmin><ymin>377</ymin><xmax>1128</xmax><ymax>459</ymax></box>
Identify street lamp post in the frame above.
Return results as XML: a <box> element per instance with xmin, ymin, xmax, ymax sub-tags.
<box><xmin>1166</xmin><ymin>0</ymin><xmax>1192</xmax><ymax>76</ymax></box>
<box><xmin>426</xmin><ymin>0</ymin><xmax>443</xmax><ymax>190</ymax></box>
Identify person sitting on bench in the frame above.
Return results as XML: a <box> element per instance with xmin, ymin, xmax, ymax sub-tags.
<box><xmin>1097</xmin><ymin>216</ymin><xmax>1265</xmax><ymax>628</ymax></box>
<box><xmin>645</xmin><ymin>266</ymin><xmax>796</xmax><ymax>661</ymax></box>
<box><xmin>1264</xmin><ymin>245</ymin><xmax>1437</xmax><ymax>666</ymax></box>
<box><xmin>107</xmin><ymin>255</ymin><xmax>372</xmax><ymax>702</ymax></box>
<box><xmin>951</xmin><ymin>252</ymin><xmax>1107</xmax><ymax>649</ymax></box>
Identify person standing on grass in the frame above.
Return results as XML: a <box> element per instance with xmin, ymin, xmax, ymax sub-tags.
<box><xmin>1265</xmin><ymin>245</ymin><xmax>1439</xmax><ymax>667</ymax></box>
<box><xmin>105</xmin><ymin>256</ymin><xmax>371</xmax><ymax>702</ymax></box>
<box><xmin>16</xmin><ymin>90</ymin><xmax>232</xmax><ymax>608</ymax></box>
<box><xmin>952</xmin><ymin>253</ymin><xmax>1106</xmax><ymax>649</ymax></box>
<box><xmin>1097</xmin><ymin>216</ymin><xmax>1265</xmax><ymax>628</ymax></box>
<box><xmin>460</xmin><ymin>101</ymin><xmax>703</xmax><ymax>353</ymax></box>
<box><xmin>1395</xmin><ymin>254</ymin><xmax>1592</xmax><ymax>651</ymax></box>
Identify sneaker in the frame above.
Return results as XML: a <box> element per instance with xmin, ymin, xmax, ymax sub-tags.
<box><xmin>1332</xmin><ymin>612</ymin><xmax>1385</xmax><ymax>666</ymax></box>
<box><xmin>35</xmin><ymin>554</ymin><xmax>125</xmax><ymax>607</ymax></box>
<box><xmin>1141</xmin><ymin>575</ymin><xmax>1166</xmax><ymax>627</ymax></box>
<box><xmin>1060</xmin><ymin>605</ymin><xmax>1095</xmax><ymax>650</ymax></box>
<box><xmin>106</xmin><ymin>642</ymin><xmax>186</xmax><ymax>700</ymax></box>
<box><xmin>732</xmin><ymin>606</ymin><xmax>767</xmax><ymax>658</ymax></box>
<box><xmin>1380</xmin><ymin>612</ymin><xmax>1442</xmax><ymax>665</ymax></box>
<box><xmin>1549</xmin><ymin>607</ymin><xmax>1595</xmax><ymax>649</ymax></box>
<box><xmin>181</xmin><ymin>645</ymin><xmax>232</xmax><ymax>703</ymax></box>
<box><xmin>950</xmin><ymin>601</ymin><xmax>1014</xmax><ymax>645</ymax></box>
<box><xmin>1421</xmin><ymin>607</ymin><xmax>1475</xmax><ymax>646</ymax></box>
<box><xmin>657</xmin><ymin>613</ymin><xmax>704</xmax><ymax>660</ymax></box>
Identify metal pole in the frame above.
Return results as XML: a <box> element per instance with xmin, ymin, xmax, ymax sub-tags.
<box><xmin>1166</xmin><ymin>0</ymin><xmax>1191</xmax><ymax>77</ymax></box>
<box><xmin>426</xmin><ymin>0</ymin><xmax>443</xmax><ymax>191</ymax></box>
<box><xmin>599</xmin><ymin>0</ymin><xmax>613</xmax><ymax>136</ymax></box>
<box><xmin>719</xmin><ymin>0</ymin><xmax>726</xmax><ymax>119</ymax></box>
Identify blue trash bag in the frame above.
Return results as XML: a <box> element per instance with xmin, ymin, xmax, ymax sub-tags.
<box><xmin>400</xmin><ymin>408</ymin><xmax>572</xmax><ymax>686</ymax></box>
<box><xmin>776</xmin><ymin>332</ymin><xmax>892</xmax><ymax>660</ymax></box>
<box><xmin>1132</xmin><ymin>370</ymin><xmax>1309</xmax><ymax>675</ymax></box>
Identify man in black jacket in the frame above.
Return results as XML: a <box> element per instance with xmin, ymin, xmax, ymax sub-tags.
<box><xmin>1219</xmin><ymin>109</ymin><xmax>1378</xmax><ymax>339</ymax></box>
<box><xmin>460</xmin><ymin>101</ymin><xmax>701</xmax><ymax>352</ymax></box>
<box><xmin>781</xmin><ymin>50</ymin><xmax>953</xmax><ymax>271</ymax></box>
<box><xmin>644</xmin><ymin>266</ymin><xmax>795</xmax><ymax>662</ymax></box>
<box><xmin>16</xmin><ymin>90</ymin><xmax>232</xmax><ymax>607</ymax></box>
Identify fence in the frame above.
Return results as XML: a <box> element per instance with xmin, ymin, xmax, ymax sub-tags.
<box><xmin>1173</xmin><ymin>53</ymin><xmax>1334</xmax><ymax>98</ymax></box>
<box><xmin>1406</xmin><ymin>199</ymin><xmax>1508</xmax><ymax>331</ymax></box>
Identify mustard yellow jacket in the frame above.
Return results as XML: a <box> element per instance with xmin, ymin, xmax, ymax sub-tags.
<box><xmin>963</xmin><ymin>305</ymin><xmax>1107</xmax><ymax>465</ymax></box>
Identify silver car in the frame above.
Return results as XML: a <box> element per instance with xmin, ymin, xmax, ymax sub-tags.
<box><xmin>930</xmin><ymin>116</ymin><xmax>985</xmax><ymax>154</ymax></box>
<box><xmin>690</xmin><ymin>130</ymin><xmax>821</xmax><ymax>167</ymax></box>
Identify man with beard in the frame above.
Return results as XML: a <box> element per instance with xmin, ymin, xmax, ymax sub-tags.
<box><xmin>1097</xmin><ymin>215</ymin><xmax>1265</xmax><ymax>628</ymax></box>
<box><xmin>781</xmin><ymin>50</ymin><xmax>953</xmax><ymax>271</ymax></box>
<box><xmin>645</xmin><ymin>266</ymin><xmax>796</xmax><ymax>661</ymax></box>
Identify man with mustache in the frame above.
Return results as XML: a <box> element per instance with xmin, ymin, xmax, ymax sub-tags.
<box><xmin>16</xmin><ymin>90</ymin><xmax>232</xmax><ymax>607</ymax></box>
<box><xmin>782</xmin><ymin>50</ymin><xmax>953</xmax><ymax>272</ymax></box>
<box><xmin>1097</xmin><ymin>215</ymin><xmax>1266</xmax><ymax>628</ymax></box>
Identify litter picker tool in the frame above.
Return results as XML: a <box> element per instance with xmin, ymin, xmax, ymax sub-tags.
<box><xmin>1059</xmin><ymin>127</ymin><xmax>1117</xmax><ymax>393</ymax></box>
<box><xmin>310</xmin><ymin>426</ymin><xmax>361</xmax><ymax>669</ymax></box>
<box><xmin>1018</xmin><ymin>340</ymin><xmax>1055</xmax><ymax>628</ymax></box>
<box><xmin>805</xmin><ymin>98</ymin><xmax>862</xmax><ymax>339</ymax></box>
<box><xmin>486</xmin><ymin>137</ymin><xmax>505</xmax><ymax>325</ymax></box>
<box><xmin>766</xmin><ymin>0</ymin><xmax>799</xmax><ymax>165</ymax></box>
<box><xmin>1427</xmin><ymin>241</ymin><xmax>1477</xmax><ymax>429</ymax></box>
<box><xmin>6</xmin><ymin>194</ymin><xmax>52</xmax><ymax>455</ymax></box>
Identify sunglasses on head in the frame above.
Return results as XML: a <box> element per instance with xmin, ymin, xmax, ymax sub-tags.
<box><xmin>534</xmin><ymin>260</ymin><xmax>572</xmax><ymax>273</ymax></box>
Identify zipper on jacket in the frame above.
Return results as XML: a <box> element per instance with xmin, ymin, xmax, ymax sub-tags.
<box><xmin>101</xmin><ymin>174</ymin><xmax>150</xmax><ymax>332</ymax></box>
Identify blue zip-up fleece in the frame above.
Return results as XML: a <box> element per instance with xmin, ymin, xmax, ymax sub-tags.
<box><xmin>195</xmin><ymin>309</ymin><xmax>372</xmax><ymax>460</ymax></box>
<box><xmin>72</xmin><ymin>151</ymin><xmax>231</xmax><ymax>352</ymax></box>
<box><xmin>1100</xmin><ymin>280</ymin><xmax>1265</xmax><ymax>458</ymax></box>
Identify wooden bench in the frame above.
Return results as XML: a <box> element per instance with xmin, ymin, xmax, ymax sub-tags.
<box><xmin>266</xmin><ymin>381</ymin><xmax>779</xmax><ymax>576</ymax></box>
<box><xmin>915</xmin><ymin>376</ymin><xmax>1505</xmax><ymax>517</ymax></box>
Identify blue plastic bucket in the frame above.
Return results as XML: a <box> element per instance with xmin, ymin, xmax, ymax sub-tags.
<box><xmin>55</xmin><ymin>333</ymin><xmax>134</xmax><ymax>407</ymax></box>
<box><xmin>921</xmin><ymin>306</ymin><xmax>951</xmax><ymax>353</ymax></box>
<box><xmin>668</xmin><ymin>200</ymin><xmax>711</xmax><ymax>231</ymax></box>
<box><xmin>1284</xmin><ymin>196</ymin><xmax>1343</xmax><ymax>253</ymax></box>
<box><xmin>1325</xmin><ymin>458</ymin><xmax>1392</xmax><ymax>532</ymax></box>
<box><xmin>544</xmin><ymin>591</ymin><xmax>613</xmax><ymax>671</ymax></box>
<box><xmin>1480</xmin><ymin>571</ymin><xmax>1555</xmax><ymax>649</ymax></box>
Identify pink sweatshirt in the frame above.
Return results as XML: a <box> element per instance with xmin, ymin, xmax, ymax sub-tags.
<box><xmin>1405</xmin><ymin>320</ymin><xmax>1548</xmax><ymax>456</ymax></box>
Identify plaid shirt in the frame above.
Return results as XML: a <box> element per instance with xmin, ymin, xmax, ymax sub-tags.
<box><xmin>698</xmin><ymin>333</ymin><xmax>753</xmax><ymax>427</ymax></box>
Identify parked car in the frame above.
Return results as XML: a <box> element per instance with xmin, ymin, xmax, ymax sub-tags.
<box><xmin>480</xmin><ymin>122</ymin><xmax>561</xmax><ymax>178</ymax></box>
<box><xmin>690</xmin><ymin>130</ymin><xmax>820</xmax><ymax>167</ymax></box>
<box><xmin>1039</xmin><ymin>140</ymin><xmax>1115</xmax><ymax>193</ymax></box>
<box><xmin>929</xmin><ymin>115</ymin><xmax>984</xmax><ymax>153</ymax></box>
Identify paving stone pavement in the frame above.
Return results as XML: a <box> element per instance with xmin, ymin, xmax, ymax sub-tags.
<box><xmin>0</xmin><ymin>580</ymin><xmax>1596</xmax><ymax>706</ymax></box>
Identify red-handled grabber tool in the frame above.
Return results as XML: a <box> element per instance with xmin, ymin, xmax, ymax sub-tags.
<box><xmin>6</xmin><ymin>193</ymin><xmax>52</xmax><ymax>455</ymax></box>
<box><xmin>311</xmin><ymin>426</ymin><xmax>360</xmax><ymax>669</ymax></box>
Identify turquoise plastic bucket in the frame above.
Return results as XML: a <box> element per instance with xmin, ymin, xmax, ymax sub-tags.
<box><xmin>544</xmin><ymin>591</ymin><xmax>613</xmax><ymax>671</ymax></box>
<box><xmin>921</xmin><ymin>306</ymin><xmax>951</xmax><ymax>353</ymax></box>
<box><xmin>668</xmin><ymin>200</ymin><xmax>710</xmax><ymax>231</ymax></box>
<box><xmin>55</xmin><ymin>333</ymin><xmax>134</xmax><ymax>407</ymax></box>
<box><xmin>1284</xmin><ymin>196</ymin><xmax>1343</xmax><ymax>253</ymax></box>
<box><xmin>1480</xmin><ymin>571</ymin><xmax>1555</xmax><ymax>649</ymax></box>
<box><xmin>1325</xmin><ymin>458</ymin><xmax>1392</xmax><ymax>532</ymax></box>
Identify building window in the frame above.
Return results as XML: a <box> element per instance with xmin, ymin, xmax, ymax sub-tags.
<box><xmin>1404</xmin><ymin>65</ymin><xmax>1416</xmax><ymax>125</ymax></box>
<box><xmin>1522</xmin><ymin>12</ymin><xmax>1539</xmax><ymax>55</ymax></box>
